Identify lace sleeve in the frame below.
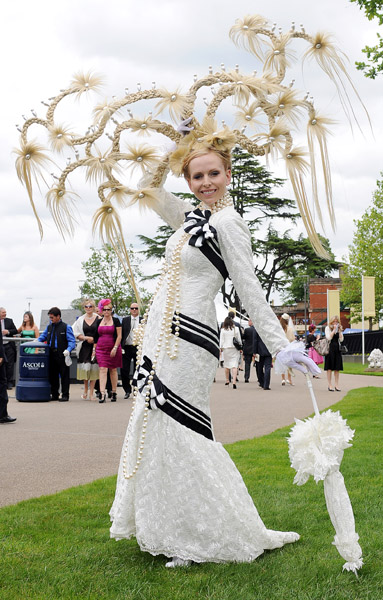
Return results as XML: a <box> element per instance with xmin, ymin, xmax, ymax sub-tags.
<box><xmin>152</xmin><ymin>188</ymin><xmax>194</xmax><ymax>230</ymax></box>
<box><xmin>138</xmin><ymin>171</ymin><xmax>194</xmax><ymax>230</ymax></box>
<box><xmin>215</xmin><ymin>208</ymin><xmax>288</xmax><ymax>356</ymax></box>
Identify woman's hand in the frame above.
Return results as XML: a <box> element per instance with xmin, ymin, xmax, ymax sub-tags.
<box><xmin>110</xmin><ymin>346</ymin><xmax>118</xmax><ymax>357</ymax></box>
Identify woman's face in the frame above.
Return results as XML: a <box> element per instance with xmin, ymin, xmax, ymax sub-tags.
<box><xmin>103</xmin><ymin>303</ymin><xmax>113</xmax><ymax>316</ymax></box>
<box><xmin>186</xmin><ymin>152</ymin><xmax>231</xmax><ymax>207</ymax></box>
<box><xmin>84</xmin><ymin>303</ymin><xmax>94</xmax><ymax>314</ymax></box>
<box><xmin>23</xmin><ymin>313</ymin><xmax>30</xmax><ymax>324</ymax></box>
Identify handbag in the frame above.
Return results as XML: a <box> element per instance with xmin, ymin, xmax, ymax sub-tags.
<box><xmin>313</xmin><ymin>337</ymin><xmax>330</xmax><ymax>356</ymax></box>
<box><xmin>339</xmin><ymin>342</ymin><xmax>348</xmax><ymax>355</ymax></box>
<box><xmin>233</xmin><ymin>337</ymin><xmax>243</xmax><ymax>351</ymax></box>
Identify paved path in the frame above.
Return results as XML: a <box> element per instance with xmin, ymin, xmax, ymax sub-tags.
<box><xmin>1</xmin><ymin>369</ymin><xmax>381</xmax><ymax>507</ymax></box>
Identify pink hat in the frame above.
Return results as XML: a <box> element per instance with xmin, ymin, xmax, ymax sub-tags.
<box><xmin>98</xmin><ymin>298</ymin><xmax>112</xmax><ymax>312</ymax></box>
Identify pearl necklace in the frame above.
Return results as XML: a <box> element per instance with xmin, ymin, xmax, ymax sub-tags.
<box><xmin>122</xmin><ymin>190</ymin><xmax>233</xmax><ymax>480</ymax></box>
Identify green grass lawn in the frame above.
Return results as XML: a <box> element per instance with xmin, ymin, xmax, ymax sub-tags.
<box><xmin>1</xmin><ymin>388</ymin><xmax>382</xmax><ymax>600</ymax></box>
<box><xmin>319</xmin><ymin>361</ymin><xmax>383</xmax><ymax>376</ymax></box>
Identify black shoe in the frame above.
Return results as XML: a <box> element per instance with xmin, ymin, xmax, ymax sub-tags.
<box><xmin>111</xmin><ymin>392</ymin><xmax>117</xmax><ymax>402</ymax></box>
<box><xmin>233</xmin><ymin>384</ymin><xmax>237</xmax><ymax>389</ymax></box>
<box><xmin>263</xmin><ymin>387</ymin><xmax>271</xmax><ymax>390</ymax></box>
<box><xmin>60</xmin><ymin>396</ymin><xmax>69</xmax><ymax>402</ymax></box>
<box><xmin>124</xmin><ymin>393</ymin><xmax>131</xmax><ymax>399</ymax></box>
<box><xmin>0</xmin><ymin>415</ymin><xmax>17</xmax><ymax>423</ymax></box>
<box><xmin>7</xmin><ymin>383</ymin><xmax>13</xmax><ymax>390</ymax></box>
<box><xmin>50</xmin><ymin>396</ymin><xmax>59</xmax><ymax>401</ymax></box>
<box><xmin>245</xmin><ymin>380</ymin><xmax>249</xmax><ymax>383</ymax></box>
<box><xmin>107</xmin><ymin>391</ymin><xmax>112</xmax><ymax>399</ymax></box>
<box><xmin>99</xmin><ymin>392</ymin><xmax>106</xmax><ymax>404</ymax></box>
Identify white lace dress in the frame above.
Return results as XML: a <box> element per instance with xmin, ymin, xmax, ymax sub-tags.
<box><xmin>109</xmin><ymin>191</ymin><xmax>296</xmax><ymax>563</ymax></box>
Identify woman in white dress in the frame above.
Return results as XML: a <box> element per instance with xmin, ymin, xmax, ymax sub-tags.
<box><xmin>109</xmin><ymin>146</ymin><xmax>316</xmax><ymax>567</ymax></box>
<box><xmin>219</xmin><ymin>315</ymin><xmax>242</xmax><ymax>388</ymax></box>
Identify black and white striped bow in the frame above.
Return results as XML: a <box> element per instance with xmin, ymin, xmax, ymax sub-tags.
<box><xmin>183</xmin><ymin>208</ymin><xmax>217</xmax><ymax>247</ymax></box>
<box><xmin>132</xmin><ymin>354</ymin><xmax>166</xmax><ymax>407</ymax></box>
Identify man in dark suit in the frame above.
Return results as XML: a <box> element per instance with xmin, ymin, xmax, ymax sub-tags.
<box><xmin>253</xmin><ymin>327</ymin><xmax>272</xmax><ymax>391</ymax></box>
<box><xmin>38</xmin><ymin>307</ymin><xmax>76</xmax><ymax>401</ymax></box>
<box><xmin>121</xmin><ymin>302</ymin><xmax>142</xmax><ymax>399</ymax></box>
<box><xmin>0</xmin><ymin>324</ymin><xmax>16</xmax><ymax>423</ymax></box>
<box><xmin>0</xmin><ymin>307</ymin><xmax>18</xmax><ymax>389</ymax></box>
<box><xmin>242</xmin><ymin>320</ymin><xmax>255</xmax><ymax>383</ymax></box>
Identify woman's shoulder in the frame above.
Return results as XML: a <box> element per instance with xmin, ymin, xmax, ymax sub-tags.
<box><xmin>113</xmin><ymin>316</ymin><xmax>122</xmax><ymax>327</ymax></box>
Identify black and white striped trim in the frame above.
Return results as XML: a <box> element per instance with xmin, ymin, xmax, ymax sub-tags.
<box><xmin>134</xmin><ymin>355</ymin><xmax>214</xmax><ymax>440</ymax></box>
<box><xmin>198</xmin><ymin>238</ymin><xmax>228</xmax><ymax>280</ymax></box>
<box><xmin>171</xmin><ymin>312</ymin><xmax>220</xmax><ymax>359</ymax></box>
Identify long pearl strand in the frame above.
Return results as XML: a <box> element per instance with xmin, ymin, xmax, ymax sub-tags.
<box><xmin>122</xmin><ymin>190</ymin><xmax>233</xmax><ymax>480</ymax></box>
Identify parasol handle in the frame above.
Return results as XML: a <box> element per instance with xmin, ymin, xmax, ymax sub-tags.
<box><xmin>305</xmin><ymin>372</ymin><xmax>320</xmax><ymax>416</ymax></box>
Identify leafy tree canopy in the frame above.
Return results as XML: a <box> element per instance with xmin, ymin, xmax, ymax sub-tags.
<box><xmin>71</xmin><ymin>244</ymin><xmax>150</xmax><ymax>315</ymax></box>
<box><xmin>340</xmin><ymin>175</ymin><xmax>383</xmax><ymax>323</ymax></box>
<box><xmin>350</xmin><ymin>0</ymin><xmax>383</xmax><ymax>78</ymax></box>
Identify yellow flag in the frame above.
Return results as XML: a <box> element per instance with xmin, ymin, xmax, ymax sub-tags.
<box><xmin>363</xmin><ymin>276</ymin><xmax>375</xmax><ymax>317</ymax></box>
<box><xmin>327</xmin><ymin>289</ymin><xmax>340</xmax><ymax>323</ymax></box>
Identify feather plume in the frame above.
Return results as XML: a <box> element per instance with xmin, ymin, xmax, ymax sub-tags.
<box><xmin>104</xmin><ymin>183</ymin><xmax>131</xmax><ymax>206</ymax></box>
<box><xmin>229</xmin><ymin>14</ymin><xmax>268</xmax><ymax>60</ymax></box>
<box><xmin>285</xmin><ymin>147</ymin><xmax>330</xmax><ymax>259</ymax></box>
<box><xmin>303</xmin><ymin>32</ymin><xmax>371</xmax><ymax>132</ymax></box>
<box><xmin>254</xmin><ymin>119</ymin><xmax>290</xmax><ymax>162</ymax></box>
<box><xmin>154</xmin><ymin>88</ymin><xmax>192</xmax><ymax>123</ymax></box>
<box><xmin>264</xmin><ymin>34</ymin><xmax>295</xmax><ymax>75</ymax></box>
<box><xmin>48</xmin><ymin>124</ymin><xmax>73</xmax><ymax>153</ymax></box>
<box><xmin>307</xmin><ymin>114</ymin><xmax>337</xmax><ymax>231</ymax></box>
<box><xmin>123</xmin><ymin>144</ymin><xmax>160</xmax><ymax>174</ymax></box>
<box><xmin>128</xmin><ymin>187</ymin><xmax>161</xmax><ymax>210</ymax></box>
<box><xmin>92</xmin><ymin>202</ymin><xmax>142</xmax><ymax>306</ymax></box>
<box><xmin>46</xmin><ymin>187</ymin><xmax>78</xmax><ymax>239</ymax></box>
<box><xmin>194</xmin><ymin>118</ymin><xmax>238</xmax><ymax>153</ymax></box>
<box><xmin>92</xmin><ymin>100</ymin><xmax>122</xmax><ymax>125</ymax></box>
<box><xmin>227</xmin><ymin>72</ymin><xmax>282</xmax><ymax>106</ymax></box>
<box><xmin>268</xmin><ymin>89</ymin><xmax>306</xmax><ymax>128</ymax></box>
<box><xmin>84</xmin><ymin>147</ymin><xmax>122</xmax><ymax>184</ymax></box>
<box><xmin>126</xmin><ymin>116</ymin><xmax>160</xmax><ymax>135</ymax></box>
<box><xmin>168</xmin><ymin>137</ymin><xmax>194</xmax><ymax>176</ymax></box>
<box><xmin>234</xmin><ymin>102</ymin><xmax>263</xmax><ymax>130</ymax></box>
<box><xmin>14</xmin><ymin>140</ymin><xmax>55</xmax><ymax>238</ymax></box>
<box><xmin>70</xmin><ymin>71</ymin><xmax>104</xmax><ymax>97</ymax></box>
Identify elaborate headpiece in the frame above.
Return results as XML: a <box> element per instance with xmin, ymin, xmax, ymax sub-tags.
<box><xmin>14</xmin><ymin>13</ymin><xmax>367</xmax><ymax>303</ymax></box>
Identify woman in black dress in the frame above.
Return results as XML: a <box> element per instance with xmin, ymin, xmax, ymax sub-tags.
<box><xmin>324</xmin><ymin>315</ymin><xmax>344</xmax><ymax>392</ymax></box>
<box><xmin>72</xmin><ymin>299</ymin><xmax>100</xmax><ymax>400</ymax></box>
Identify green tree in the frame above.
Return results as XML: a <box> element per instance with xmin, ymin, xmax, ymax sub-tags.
<box><xmin>281</xmin><ymin>236</ymin><xmax>339</xmax><ymax>304</ymax></box>
<box><xmin>340</xmin><ymin>175</ymin><xmax>383</xmax><ymax>325</ymax></box>
<box><xmin>71</xmin><ymin>244</ymin><xmax>150</xmax><ymax>315</ymax></box>
<box><xmin>350</xmin><ymin>0</ymin><xmax>383</xmax><ymax>78</ymax></box>
<box><xmin>139</xmin><ymin>149</ymin><xmax>336</xmax><ymax>308</ymax></box>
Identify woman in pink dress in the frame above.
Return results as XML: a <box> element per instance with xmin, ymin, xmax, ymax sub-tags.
<box><xmin>93</xmin><ymin>299</ymin><xmax>122</xmax><ymax>403</ymax></box>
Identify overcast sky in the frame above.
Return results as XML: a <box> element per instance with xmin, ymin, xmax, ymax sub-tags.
<box><xmin>1</xmin><ymin>0</ymin><xmax>382</xmax><ymax>327</ymax></box>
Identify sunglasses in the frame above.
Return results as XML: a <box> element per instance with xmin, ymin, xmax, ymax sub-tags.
<box><xmin>130</xmin><ymin>307</ymin><xmax>139</xmax><ymax>310</ymax></box>
<box><xmin>103</xmin><ymin>308</ymin><xmax>113</xmax><ymax>311</ymax></box>
<box><xmin>84</xmin><ymin>305</ymin><xmax>93</xmax><ymax>308</ymax></box>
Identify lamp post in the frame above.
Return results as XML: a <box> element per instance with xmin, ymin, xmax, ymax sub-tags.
<box><xmin>26</xmin><ymin>297</ymin><xmax>32</xmax><ymax>311</ymax></box>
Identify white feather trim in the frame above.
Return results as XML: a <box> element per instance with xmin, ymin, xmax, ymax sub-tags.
<box><xmin>288</xmin><ymin>410</ymin><xmax>354</xmax><ymax>484</ymax></box>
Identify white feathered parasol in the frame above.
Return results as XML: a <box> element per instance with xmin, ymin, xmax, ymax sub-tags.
<box><xmin>287</xmin><ymin>369</ymin><xmax>363</xmax><ymax>573</ymax></box>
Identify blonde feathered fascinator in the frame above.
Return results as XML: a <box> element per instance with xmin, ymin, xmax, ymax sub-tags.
<box><xmin>15</xmin><ymin>13</ymin><xmax>369</xmax><ymax>298</ymax></box>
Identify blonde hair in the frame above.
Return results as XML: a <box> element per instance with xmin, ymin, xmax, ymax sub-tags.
<box><xmin>82</xmin><ymin>298</ymin><xmax>95</xmax><ymax>309</ymax></box>
<box><xmin>329</xmin><ymin>315</ymin><xmax>340</xmax><ymax>329</ymax></box>
<box><xmin>182</xmin><ymin>147</ymin><xmax>232</xmax><ymax>179</ymax></box>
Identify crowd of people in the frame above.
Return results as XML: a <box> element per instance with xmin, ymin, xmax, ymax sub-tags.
<box><xmin>0</xmin><ymin>299</ymin><xmax>345</xmax><ymax>425</ymax></box>
<box><xmin>218</xmin><ymin>310</ymin><xmax>344</xmax><ymax>393</ymax></box>
<box><xmin>0</xmin><ymin>300</ymin><xmax>143</xmax><ymax>420</ymax></box>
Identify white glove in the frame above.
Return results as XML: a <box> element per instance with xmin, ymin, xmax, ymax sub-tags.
<box><xmin>274</xmin><ymin>341</ymin><xmax>321</xmax><ymax>376</ymax></box>
<box><xmin>63</xmin><ymin>349</ymin><xmax>72</xmax><ymax>366</ymax></box>
<box><xmin>177</xmin><ymin>116</ymin><xmax>194</xmax><ymax>136</ymax></box>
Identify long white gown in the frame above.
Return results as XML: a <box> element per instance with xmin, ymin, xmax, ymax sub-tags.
<box><xmin>109</xmin><ymin>190</ymin><xmax>297</xmax><ymax>563</ymax></box>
